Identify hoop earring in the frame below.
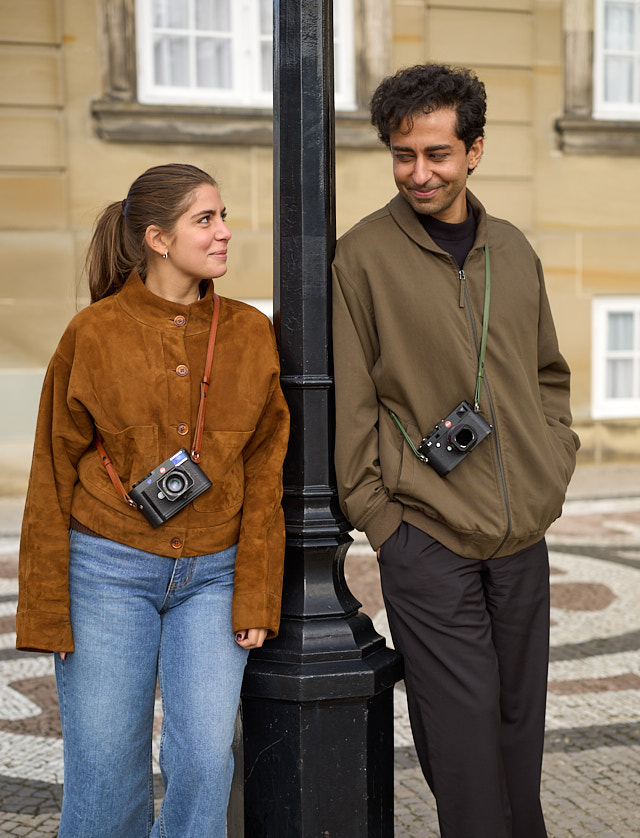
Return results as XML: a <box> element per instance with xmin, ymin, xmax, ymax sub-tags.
<box><xmin>162</xmin><ymin>252</ymin><xmax>168</xmax><ymax>260</ymax></box>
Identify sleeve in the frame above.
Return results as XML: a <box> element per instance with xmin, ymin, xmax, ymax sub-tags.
<box><xmin>231</xmin><ymin>327</ymin><xmax>290</xmax><ymax>638</ymax></box>
<box><xmin>536</xmin><ymin>258</ymin><xmax>580</xmax><ymax>478</ymax></box>
<box><xmin>332</xmin><ymin>262</ymin><xmax>403</xmax><ymax>551</ymax></box>
<box><xmin>16</xmin><ymin>351</ymin><xmax>95</xmax><ymax>653</ymax></box>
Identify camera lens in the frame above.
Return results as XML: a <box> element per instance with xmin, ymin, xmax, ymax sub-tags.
<box><xmin>159</xmin><ymin>468</ymin><xmax>192</xmax><ymax>501</ymax></box>
<box><xmin>166</xmin><ymin>474</ymin><xmax>186</xmax><ymax>494</ymax></box>
<box><xmin>450</xmin><ymin>425</ymin><xmax>477</xmax><ymax>451</ymax></box>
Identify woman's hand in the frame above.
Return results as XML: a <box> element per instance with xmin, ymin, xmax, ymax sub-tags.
<box><xmin>59</xmin><ymin>652</ymin><xmax>67</xmax><ymax>660</ymax></box>
<box><xmin>235</xmin><ymin>628</ymin><xmax>268</xmax><ymax>649</ymax></box>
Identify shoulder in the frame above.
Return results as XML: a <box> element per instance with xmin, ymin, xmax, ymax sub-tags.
<box><xmin>55</xmin><ymin>295</ymin><xmax>120</xmax><ymax>361</ymax></box>
<box><xmin>219</xmin><ymin>296</ymin><xmax>277</xmax><ymax>345</ymax></box>
<box><xmin>336</xmin><ymin>204</ymin><xmax>394</xmax><ymax>253</ymax></box>
<box><xmin>486</xmin><ymin>213</ymin><xmax>536</xmax><ymax>254</ymax></box>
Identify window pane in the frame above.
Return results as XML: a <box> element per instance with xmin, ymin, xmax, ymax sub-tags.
<box><xmin>608</xmin><ymin>311</ymin><xmax>635</xmax><ymax>349</ymax></box>
<box><xmin>153</xmin><ymin>0</ymin><xmax>189</xmax><ymax>29</ymax></box>
<box><xmin>604</xmin><ymin>55</ymin><xmax>634</xmax><ymax>102</ymax></box>
<box><xmin>196</xmin><ymin>37</ymin><xmax>232</xmax><ymax>88</ymax></box>
<box><xmin>604</xmin><ymin>3</ymin><xmax>635</xmax><ymax>51</ymax></box>
<box><xmin>606</xmin><ymin>358</ymin><xmax>634</xmax><ymax>397</ymax></box>
<box><xmin>259</xmin><ymin>0</ymin><xmax>273</xmax><ymax>35</ymax></box>
<box><xmin>154</xmin><ymin>35</ymin><xmax>190</xmax><ymax>86</ymax></box>
<box><xmin>196</xmin><ymin>0</ymin><xmax>231</xmax><ymax>31</ymax></box>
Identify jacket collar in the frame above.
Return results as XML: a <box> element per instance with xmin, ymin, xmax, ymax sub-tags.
<box><xmin>115</xmin><ymin>271</ymin><xmax>216</xmax><ymax>334</ymax></box>
<box><xmin>388</xmin><ymin>189</ymin><xmax>489</xmax><ymax>254</ymax></box>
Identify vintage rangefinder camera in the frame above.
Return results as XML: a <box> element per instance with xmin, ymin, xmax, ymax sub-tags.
<box><xmin>417</xmin><ymin>401</ymin><xmax>492</xmax><ymax>477</ymax></box>
<box><xmin>129</xmin><ymin>448</ymin><xmax>212</xmax><ymax>528</ymax></box>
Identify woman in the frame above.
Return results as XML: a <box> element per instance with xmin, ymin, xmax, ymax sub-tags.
<box><xmin>16</xmin><ymin>163</ymin><xmax>289</xmax><ymax>837</ymax></box>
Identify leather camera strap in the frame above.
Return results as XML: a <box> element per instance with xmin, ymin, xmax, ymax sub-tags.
<box><xmin>96</xmin><ymin>293</ymin><xmax>220</xmax><ymax>505</ymax></box>
<box><xmin>191</xmin><ymin>292</ymin><xmax>220</xmax><ymax>463</ymax></box>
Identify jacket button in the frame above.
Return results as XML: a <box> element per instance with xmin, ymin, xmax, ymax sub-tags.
<box><xmin>171</xmin><ymin>537</ymin><xmax>183</xmax><ymax>549</ymax></box>
<box><xmin>176</xmin><ymin>364</ymin><xmax>188</xmax><ymax>377</ymax></box>
<box><xmin>173</xmin><ymin>315</ymin><xmax>186</xmax><ymax>327</ymax></box>
<box><xmin>177</xmin><ymin>423</ymin><xmax>189</xmax><ymax>435</ymax></box>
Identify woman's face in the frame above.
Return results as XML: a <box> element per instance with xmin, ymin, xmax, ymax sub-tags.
<box><xmin>164</xmin><ymin>184</ymin><xmax>231</xmax><ymax>282</ymax></box>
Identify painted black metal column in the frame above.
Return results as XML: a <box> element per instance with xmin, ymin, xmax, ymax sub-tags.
<box><xmin>232</xmin><ymin>1</ymin><xmax>403</xmax><ymax>835</ymax></box>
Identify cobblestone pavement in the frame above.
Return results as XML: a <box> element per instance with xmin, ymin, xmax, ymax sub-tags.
<box><xmin>0</xmin><ymin>465</ymin><xmax>639</xmax><ymax>836</ymax></box>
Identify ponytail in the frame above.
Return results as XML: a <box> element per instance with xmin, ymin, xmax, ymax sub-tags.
<box><xmin>85</xmin><ymin>201</ymin><xmax>140</xmax><ymax>302</ymax></box>
<box><xmin>85</xmin><ymin>164</ymin><xmax>218</xmax><ymax>303</ymax></box>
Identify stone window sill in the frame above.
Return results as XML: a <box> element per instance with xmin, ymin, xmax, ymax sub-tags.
<box><xmin>91</xmin><ymin>100</ymin><xmax>381</xmax><ymax>149</ymax></box>
<box><xmin>556</xmin><ymin>116</ymin><xmax>640</xmax><ymax>155</ymax></box>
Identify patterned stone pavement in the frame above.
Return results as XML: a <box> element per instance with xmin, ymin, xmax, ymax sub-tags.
<box><xmin>0</xmin><ymin>465</ymin><xmax>639</xmax><ymax>836</ymax></box>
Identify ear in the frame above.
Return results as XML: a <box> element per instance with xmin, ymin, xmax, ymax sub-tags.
<box><xmin>467</xmin><ymin>136</ymin><xmax>484</xmax><ymax>173</ymax></box>
<box><xmin>145</xmin><ymin>224</ymin><xmax>170</xmax><ymax>258</ymax></box>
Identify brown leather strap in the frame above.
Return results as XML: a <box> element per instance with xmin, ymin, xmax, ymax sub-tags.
<box><xmin>191</xmin><ymin>292</ymin><xmax>220</xmax><ymax>463</ymax></box>
<box><xmin>95</xmin><ymin>434</ymin><xmax>138</xmax><ymax>508</ymax></box>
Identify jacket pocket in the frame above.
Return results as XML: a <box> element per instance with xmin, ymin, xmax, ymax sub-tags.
<box><xmin>378</xmin><ymin>407</ymin><xmax>417</xmax><ymax>499</ymax></box>
<box><xmin>192</xmin><ymin>428</ymin><xmax>254</xmax><ymax>514</ymax></box>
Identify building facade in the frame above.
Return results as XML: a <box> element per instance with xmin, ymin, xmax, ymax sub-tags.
<box><xmin>1</xmin><ymin>0</ymin><xmax>639</xmax><ymax>492</ymax></box>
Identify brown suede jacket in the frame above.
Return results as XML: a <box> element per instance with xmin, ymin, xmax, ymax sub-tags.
<box><xmin>17</xmin><ymin>273</ymin><xmax>290</xmax><ymax>653</ymax></box>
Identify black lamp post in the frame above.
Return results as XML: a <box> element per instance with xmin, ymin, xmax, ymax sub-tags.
<box><xmin>231</xmin><ymin>2</ymin><xmax>402</xmax><ymax>835</ymax></box>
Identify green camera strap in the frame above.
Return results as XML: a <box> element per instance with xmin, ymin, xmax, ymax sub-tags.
<box><xmin>388</xmin><ymin>243</ymin><xmax>491</xmax><ymax>453</ymax></box>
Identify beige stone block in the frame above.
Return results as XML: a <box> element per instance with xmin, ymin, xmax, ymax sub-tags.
<box><xmin>0</xmin><ymin>109</ymin><xmax>64</xmax><ymax>168</ymax></box>
<box><xmin>470</xmin><ymin>179</ymin><xmax>533</xmax><ymax>232</ymax></box>
<box><xmin>0</xmin><ymin>300</ymin><xmax>78</xmax><ymax>367</ymax></box>
<box><xmin>0</xmin><ymin>173</ymin><xmax>67</xmax><ymax>230</ymax></box>
<box><xmin>528</xmin><ymin>232</ymin><xmax>580</xmax><ymax>296</ymax></box>
<box><xmin>483</xmin><ymin>68</ymin><xmax>533</xmax><ymax>123</ymax></box>
<box><xmin>0</xmin><ymin>371</ymin><xmax>44</xmax><ymax>443</ymax></box>
<box><xmin>0</xmin><ymin>0</ymin><xmax>60</xmax><ymax>44</ymax></box>
<box><xmin>427</xmin><ymin>9</ymin><xmax>533</xmax><ymax>67</ymax></box>
<box><xmin>431</xmin><ymin>0</ymin><xmax>532</xmax><ymax>9</ymax></box>
<box><xmin>0</xmin><ymin>46</ymin><xmax>62</xmax><ymax>106</ymax></box>
<box><xmin>481</xmin><ymin>124</ymin><xmax>533</xmax><ymax>179</ymax></box>
<box><xmin>0</xmin><ymin>440</ymin><xmax>32</xmax><ymax>494</ymax></box>
<box><xmin>336</xmin><ymin>148</ymin><xmax>397</xmax><ymax>234</ymax></box>
<box><xmin>533</xmin><ymin>1</ymin><xmax>563</xmax><ymax>66</ymax></box>
<box><xmin>392</xmin><ymin>3</ymin><xmax>426</xmax><ymax>67</ymax></box>
<box><xmin>0</xmin><ymin>233</ymin><xmax>76</xmax><ymax>301</ymax></box>
<box><xmin>581</xmin><ymin>231</ymin><xmax>640</xmax><ymax>295</ymax></box>
<box><xmin>534</xmin><ymin>155</ymin><xmax>640</xmax><ymax>232</ymax></box>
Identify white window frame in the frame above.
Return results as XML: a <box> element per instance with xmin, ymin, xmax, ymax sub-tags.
<box><xmin>592</xmin><ymin>296</ymin><xmax>640</xmax><ymax>419</ymax></box>
<box><xmin>593</xmin><ymin>0</ymin><xmax>640</xmax><ymax>120</ymax></box>
<box><xmin>136</xmin><ymin>0</ymin><xmax>356</xmax><ymax>111</ymax></box>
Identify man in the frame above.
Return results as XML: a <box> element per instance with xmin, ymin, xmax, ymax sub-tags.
<box><xmin>332</xmin><ymin>64</ymin><xmax>579</xmax><ymax>838</ymax></box>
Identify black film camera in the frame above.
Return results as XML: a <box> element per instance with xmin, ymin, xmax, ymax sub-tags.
<box><xmin>417</xmin><ymin>401</ymin><xmax>492</xmax><ymax>477</ymax></box>
<box><xmin>130</xmin><ymin>448</ymin><xmax>212</xmax><ymax>528</ymax></box>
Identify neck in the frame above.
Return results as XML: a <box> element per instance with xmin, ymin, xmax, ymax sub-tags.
<box><xmin>144</xmin><ymin>266</ymin><xmax>202</xmax><ymax>305</ymax></box>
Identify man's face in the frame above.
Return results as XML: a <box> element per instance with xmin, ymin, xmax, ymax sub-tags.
<box><xmin>389</xmin><ymin>107</ymin><xmax>483</xmax><ymax>224</ymax></box>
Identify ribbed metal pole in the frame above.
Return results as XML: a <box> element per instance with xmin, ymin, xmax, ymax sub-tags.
<box><xmin>230</xmin><ymin>2</ymin><xmax>402</xmax><ymax>835</ymax></box>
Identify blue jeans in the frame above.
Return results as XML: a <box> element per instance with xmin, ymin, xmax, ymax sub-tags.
<box><xmin>55</xmin><ymin>530</ymin><xmax>249</xmax><ymax>838</ymax></box>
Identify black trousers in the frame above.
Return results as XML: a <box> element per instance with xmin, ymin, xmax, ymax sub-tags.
<box><xmin>378</xmin><ymin>522</ymin><xmax>549</xmax><ymax>838</ymax></box>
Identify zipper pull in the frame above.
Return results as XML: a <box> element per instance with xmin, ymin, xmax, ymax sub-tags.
<box><xmin>459</xmin><ymin>269</ymin><xmax>466</xmax><ymax>308</ymax></box>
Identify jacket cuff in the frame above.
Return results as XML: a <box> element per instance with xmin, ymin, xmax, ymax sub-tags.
<box><xmin>15</xmin><ymin>610</ymin><xmax>74</xmax><ymax>654</ymax></box>
<box><xmin>232</xmin><ymin>591</ymin><xmax>283</xmax><ymax>639</ymax></box>
<box><xmin>362</xmin><ymin>501</ymin><xmax>404</xmax><ymax>552</ymax></box>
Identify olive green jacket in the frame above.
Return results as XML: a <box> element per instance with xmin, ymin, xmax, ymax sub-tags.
<box><xmin>332</xmin><ymin>191</ymin><xmax>579</xmax><ymax>558</ymax></box>
<box><xmin>17</xmin><ymin>274</ymin><xmax>289</xmax><ymax>652</ymax></box>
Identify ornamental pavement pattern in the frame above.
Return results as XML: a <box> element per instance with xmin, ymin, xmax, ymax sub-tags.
<box><xmin>0</xmin><ymin>470</ymin><xmax>639</xmax><ymax>838</ymax></box>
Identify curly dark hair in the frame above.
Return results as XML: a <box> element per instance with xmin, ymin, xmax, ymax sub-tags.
<box><xmin>370</xmin><ymin>64</ymin><xmax>486</xmax><ymax>152</ymax></box>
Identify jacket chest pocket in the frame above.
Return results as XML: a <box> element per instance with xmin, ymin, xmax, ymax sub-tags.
<box><xmin>191</xmin><ymin>428</ymin><xmax>255</xmax><ymax>514</ymax></box>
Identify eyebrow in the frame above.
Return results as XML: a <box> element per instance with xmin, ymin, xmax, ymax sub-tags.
<box><xmin>191</xmin><ymin>207</ymin><xmax>227</xmax><ymax>219</ymax></box>
<box><xmin>391</xmin><ymin>143</ymin><xmax>453</xmax><ymax>152</ymax></box>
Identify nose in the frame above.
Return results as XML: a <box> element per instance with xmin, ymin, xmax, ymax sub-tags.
<box><xmin>217</xmin><ymin>221</ymin><xmax>231</xmax><ymax>241</ymax></box>
<box><xmin>413</xmin><ymin>155</ymin><xmax>433</xmax><ymax>186</ymax></box>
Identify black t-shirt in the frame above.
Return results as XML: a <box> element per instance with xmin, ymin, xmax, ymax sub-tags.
<box><xmin>417</xmin><ymin>203</ymin><xmax>476</xmax><ymax>269</ymax></box>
